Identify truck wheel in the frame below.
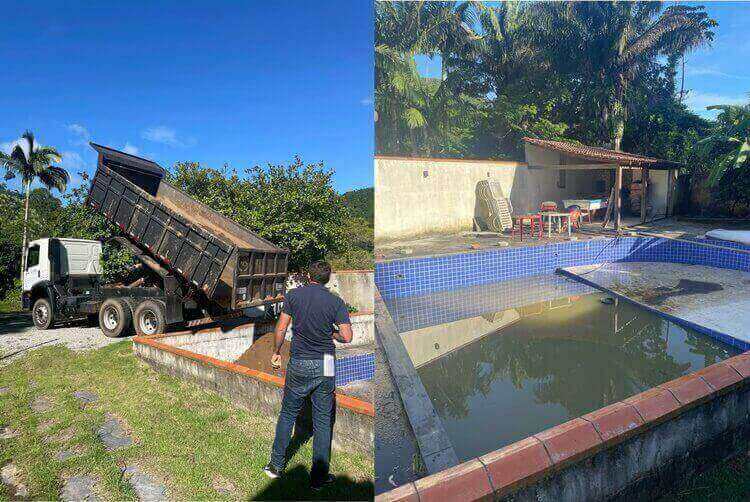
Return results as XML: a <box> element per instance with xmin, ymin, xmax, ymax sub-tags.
<box><xmin>32</xmin><ymin>298</ymin><xmax>54</xmax><ymax>330</ymax></box>
<box><xmin>99</xmin><ymin>299</ymin><xmax>132</xmax><ymax>338</ymax></box>
<box><xmin>134</xmin><ymin>300</ymin><xmax>166</xmax><ymax>337</ymax></box>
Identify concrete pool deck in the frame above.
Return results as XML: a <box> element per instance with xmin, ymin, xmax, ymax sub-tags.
<box><xmin>375</xmin><ymin>217</ymin><xmax>750</xmax><ymax>262</ymax></box>
<box><xmin>561</xmin><ymin>262</ymin><xmax>750</xmax><ymax>346</ymax></box>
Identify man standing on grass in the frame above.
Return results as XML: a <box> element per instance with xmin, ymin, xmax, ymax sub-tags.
<box><xmin>264</xmin><ymin>260</ymin><xmax>353</xmax><ymax>491</ymax></box>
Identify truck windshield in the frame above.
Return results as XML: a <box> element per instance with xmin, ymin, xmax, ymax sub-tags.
<box><xmin>26</xmin><ymin>245</ymin><xmax>40</xmax><ymax>269</ymax></box>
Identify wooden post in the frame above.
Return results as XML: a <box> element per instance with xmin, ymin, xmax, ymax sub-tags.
<box><xmin>614</xmin><ymin>165</ymin><xmax>622</xmax><ymax>231</ymax></box>
<box><xmin>640</xmin><ymin>168</ymin><xmax>649</xmax><ymax>224</ymax></box>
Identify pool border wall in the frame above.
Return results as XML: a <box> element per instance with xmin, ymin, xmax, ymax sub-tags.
<box><xmin>375</xmin><ymin>287</ymin><xmax>459</xmax><ymax>475</ymax></box>
<box><xmin>132</xmin><ymin>325</ymin><xmax>374</xmax><ymax>456</ymax></box>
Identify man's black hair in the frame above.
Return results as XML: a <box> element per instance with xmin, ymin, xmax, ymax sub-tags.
<box><xmin>308</xmin><ymin>261</ymin><xmax>332</xmax><ymax>284</ymax></box>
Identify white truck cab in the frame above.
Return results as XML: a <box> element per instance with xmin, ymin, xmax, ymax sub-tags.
<box><xmin>23</xmin><ymin>238</ymin><xmax>101</xmax><ymax>292</ymax></box>
<box><xmin>22</xmin><ymin>238</ymin><xmax>102</xmax><ymax>329</ymax></box>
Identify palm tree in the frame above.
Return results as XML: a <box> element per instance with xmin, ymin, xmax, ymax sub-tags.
<box><xmin>0</xmin><ymin>131</ymin><xmax>68</xmax><ymax>277</ymax></box>
<box><xmin>697</xmin><ymin>103</ymin><xmax>750</xmax><ymax>185</ymax></box>
<box><xmin>375</xmin><ymin>1</ymin><xmax>481</xmax><ymax>156</ymax></box>
<box><xmin>532</xmin><ymin>2</ymin><xmax>715</xmax><ymax>150</ymax></box>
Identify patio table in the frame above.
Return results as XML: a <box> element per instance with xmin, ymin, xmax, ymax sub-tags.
<box><xmin>541</xmin><ymin>212</ymin><xmax>572</xmax><ymax>238</ymax></box>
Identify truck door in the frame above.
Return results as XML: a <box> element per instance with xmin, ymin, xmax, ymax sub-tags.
<box><xmin>23</xmin><ymin>241</ymin><xmax>50</xmax><ymax>292</ymax></box>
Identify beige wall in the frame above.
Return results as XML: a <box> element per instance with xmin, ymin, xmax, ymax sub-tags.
<box><xmin>375</xmin><ymin>156</ymin><xmax>611</xmax><ymax>242</ymax></box>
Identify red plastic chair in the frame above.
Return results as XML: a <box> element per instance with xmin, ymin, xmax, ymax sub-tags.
<box><xmin>540</xmin><ymin>201</ymin><xmax>558</xmax><ymax>213</ymax></box>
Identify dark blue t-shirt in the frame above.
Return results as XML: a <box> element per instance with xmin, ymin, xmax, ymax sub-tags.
<box><xmin>282</xmin><ymin>283</ymin><xmax>351</xmax><ymax>359</ymax></box>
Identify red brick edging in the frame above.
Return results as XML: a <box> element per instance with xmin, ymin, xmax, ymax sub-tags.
<box><xmin>132</xmin><ymin>334</ymin><xmax>375</xmax><ymax>417</ymax></box>
<box><xmin>377</xmin><ymin>351</ymin><xmax>750</xmax><ymax>501</ymax></box>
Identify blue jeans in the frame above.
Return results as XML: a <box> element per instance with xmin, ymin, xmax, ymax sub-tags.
<box><xmin>270</xmin><ymin>358</ymin><xmax>336</xmax><ymax>483</ymax></box>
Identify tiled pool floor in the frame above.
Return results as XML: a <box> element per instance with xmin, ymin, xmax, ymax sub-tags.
<box><xmin>563</xmin><ymin>262</ymin><xmax>750</xmax><ymax>345</ymax></box>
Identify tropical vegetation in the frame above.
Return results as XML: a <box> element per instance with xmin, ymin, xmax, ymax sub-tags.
<box><xmin>375</xmin><ymin>1</ymin><xmax>748</xmax><ymax>217</ymax></box>
<box><xmin>0</xmin><ymin>131</ymin><xmax>68</xmax><ymax>276</ymax></box>
<box><xmin>0</xmin><ymin>150</ymin><xmax>373</xmax><ymax>310</ymax></box>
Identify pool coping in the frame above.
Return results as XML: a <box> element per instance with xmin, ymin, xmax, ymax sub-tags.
<box><xmin>132</xmin><ymin>326</ymin><xmax>374</xmax><ymax>417</ymax></box>
<box><xmin>375</xmin><ymin>287</ymin><xmax>459</xmax><ymax>475</ymax></box>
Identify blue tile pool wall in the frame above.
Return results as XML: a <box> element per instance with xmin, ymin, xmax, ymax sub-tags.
<box><xmin>335</xmin><ymin>353</ymin><xmax>375</xmax><ymax>387</ymax></box>
<box><xmin>375</xmin><ymin>236</ymin><xmax>750</xmax><ymax>300</ymax></box>
<box><xmin>386</xmin><ymin>274</ymin><xmax>595</xmax><ymax>333</ymax></box>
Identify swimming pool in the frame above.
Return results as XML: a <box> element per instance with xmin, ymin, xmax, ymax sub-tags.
<box><xmin>375</xmin><ymin>235</ymin><xmax>750</xmax><ymax>500</ymax></box>
<box><xmin>397</xmin><ymin>283</ymin><xmax>739</xmax><ymax>463</ymax></box>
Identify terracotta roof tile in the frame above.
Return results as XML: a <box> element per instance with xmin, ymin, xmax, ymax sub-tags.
<box><xmin>523</xmin><ymin>137</ymin><xmax>683</xmax><ymax>169</ymax></box>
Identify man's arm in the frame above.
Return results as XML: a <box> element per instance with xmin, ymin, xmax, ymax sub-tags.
<box><xmin>271</xmin><ymin>312</ymin><xmax>292</xmax><ymax>368</ymax></box>
<box><xmin>332</xmin><ymin>299</ymin><xmax>353</xmax><ymax>344</ymax></box>
<box><xmin>333</xmin><ymin>323</ymin><xmax>353</xmax><ymax>344</ymax></box>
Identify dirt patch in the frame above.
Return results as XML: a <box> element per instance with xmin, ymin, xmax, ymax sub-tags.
<box><xmin>30</xmin><ymin>396</ymin><xmax>53</xmax><ymax>413</ymax></box>
<box><xmin>234</xmin><ymin>333</ymin><xmax>289</xmax><ymax>377</ymax></box>
<box><xmin>1</xmin><ymin>463</ymin><xmax>29</xmax><ymax>499</ymax></box>
<box><xmin>640</xmin><ymin>279</ymin><xmax>724</xmax><ymax>305</ymax></box>
<box><xmin>0</xmin><ymin>426</ymin><xmax>20</xmax><ymax>440</ymax></box>
<box><xmin>36</xmin><ymin>419</ymin><xmax>58</xmax><ymax>433</ymax></box>
<box><xmin>56</xmin><ymin>446</ymin><xmax>86</xmax><ymax>462</ymax></box>
<box><xmin>211</xmin><ymin>473</ymin><xmax>239</xmax><ymax>497</ymax></box>
<box><xmin>44</xmin><ymin>427</ymin><xmax>76</xmax><ymax>444</ymax></box>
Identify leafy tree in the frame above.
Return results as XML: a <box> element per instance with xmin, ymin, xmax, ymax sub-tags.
<box><xmin>697</xmin><ymin>103</ymin><xmax>750</xmax><ymax>185</ymax></box>
<box><xmin>375</xmin><ymin>2</ymin><xmax>483</xmax><ymax>157</ymax></box>
<box><xmin>0</xmin><ymin>131</ymin><xmax>68</xmax><ymax>276</ymax></box>
<box><xmin>342</xmin><ymin>187</ymin><xmax>374</xmax><ymax>222</ymax></box>
<box><xmin>530</xmin><ymin>2</ymin><xmax>715</xmax><ymax>150</ymax></box>
<box><xmin>169</xmin><ymin>157</ymin><xmax>350</xmax><ymax>271</ymax></box>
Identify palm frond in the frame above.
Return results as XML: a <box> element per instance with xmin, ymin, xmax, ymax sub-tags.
<box><xmin>36</xmin><ymin>165</ymin><xmax>70</xmax><ymax>193</ymax></box>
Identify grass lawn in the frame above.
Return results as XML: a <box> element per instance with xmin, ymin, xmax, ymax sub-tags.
<box><xmin>0</xmin><ymin>342</ymin><xmax>373</xmax><ymax>501</ymax></box>
<box><xmin>661</xmin><ymin>453</ymin><xmax>750</xmax><ymax>501</ymax></box>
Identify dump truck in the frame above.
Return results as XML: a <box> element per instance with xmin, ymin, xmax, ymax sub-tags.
<box><xmin>21</xmin><ymin>143</ymin><xmax>289</xmax><ymax>337</ymax></box>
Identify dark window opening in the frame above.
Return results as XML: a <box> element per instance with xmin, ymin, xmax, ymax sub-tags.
<box><xmin>27</xmin><ymin>245</ymin><xmax>40</xmax><ymax>269</ymax></box>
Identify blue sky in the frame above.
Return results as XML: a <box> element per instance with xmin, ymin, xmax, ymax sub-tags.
<box><xmin>417</xmin><ymin>2</ymin><xmax>750</xmax><ymax>119</ymax></box>
<box><xmin>0</xmin><ymin>1</ymin><xmax>373</xmax><ymax>194</ymax></box>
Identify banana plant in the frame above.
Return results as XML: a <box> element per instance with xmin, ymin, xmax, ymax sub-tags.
<box><xmin>697</xmin><ymin>103</ymin><xmax>750</xmax><ymax>185</ymax></box>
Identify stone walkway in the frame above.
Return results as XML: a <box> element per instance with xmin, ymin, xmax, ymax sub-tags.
<box><xmin>1</xmin><ymin>388</ymin><xmax>168</xmax><ymax>500</ymax></box>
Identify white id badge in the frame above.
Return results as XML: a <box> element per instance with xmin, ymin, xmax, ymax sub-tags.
<box><xmin>323</xmin><ymin>353</ymin><xmax>335</xmax><ymax>377</ymax></box>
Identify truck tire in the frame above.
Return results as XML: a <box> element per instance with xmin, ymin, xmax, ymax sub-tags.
<box><xmin>99</xmin><ymin>299</ymin><xmax>132</xmax><ymax>338</ymax></box>
<box><xmin>134</xmin><ymin>300</ymin><xmax>166</xmax><ymax>337</ymax></box>
<box><xmin>32</xmin><ymin>298</ymin><xmax>54</xmax><ymax>330</ymax></box>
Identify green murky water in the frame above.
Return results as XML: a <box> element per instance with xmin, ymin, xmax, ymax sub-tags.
<box><xmin>404</xmin><ymin>292</ymin><xmax>741</xmax><ymax>462</ymax></box>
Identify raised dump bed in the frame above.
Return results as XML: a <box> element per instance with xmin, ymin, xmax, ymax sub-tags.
<box><xmin>86</xmin><ymin>143</ymin><xmax>288</xmax><ymax>310</ymax></box>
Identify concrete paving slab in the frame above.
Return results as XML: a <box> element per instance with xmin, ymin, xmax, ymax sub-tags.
<box><xmin>562</xmin><ymin>262</ymin><xmax>750</xmax><ymax>344</ymax></box>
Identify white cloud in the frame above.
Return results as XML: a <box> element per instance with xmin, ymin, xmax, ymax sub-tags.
<box><xmin>142</xmin><ymin>126</ymin><xmax>193</xmax><ymax>147</ymax></box>
<box><xmin>684</xmin><ymin>90</ymin><xmax>748</xmax><ymax>116</ymax></box>
<box><xmin>360</xmin><ymin>97</ymin><xmax>374</xmax><ymax>106</ymax></box>
<box><xmin>122</xmin><ymin>142</ymin><xmax>140</xmax><ymax>155</ymax></box>
<box><xmin>66</xmin><ymin>123</ymin><xmax>91</xmax><ymax>145</ymax></box>
<box><xmin>60</xmin><ymin>151</ymin><xmax>85</xmax><ymax>170</ymax></box>
<box><xmin>686</xmin><ymin>66</ymin><xmax>750</xmax><ymax>80</ymax></box>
